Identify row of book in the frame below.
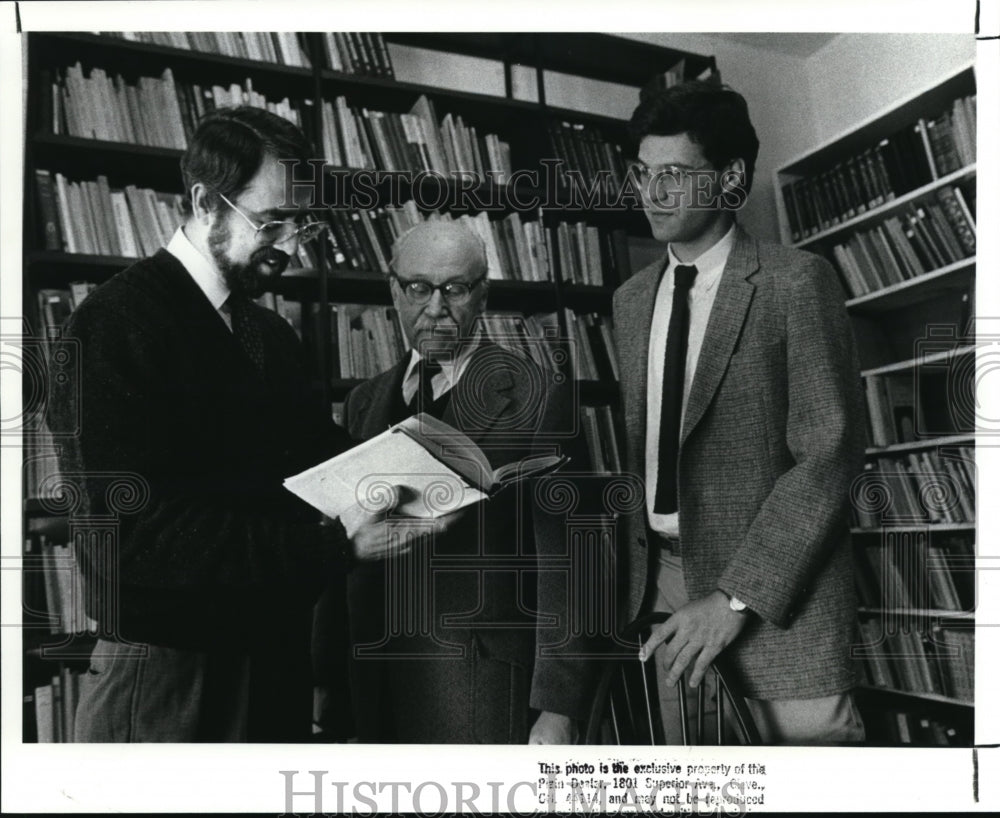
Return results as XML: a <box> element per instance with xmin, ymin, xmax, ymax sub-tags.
<box><xmin>320</xmin><ymin>33</ymin><xmax>395</xmax><ymax>77</ymax></box>
<box><xmin>31</xmin><ymin>668</ymin><xmax>84</xmax><ymax>743</ymax></box>
<box><xmin>581</xmin><ymin>405</ymin><xmax>624</xmax><ymax>474</ymax></box>
<box><xmin>103</xmin><ymin>31</ymin><xmax>311</xmax><ymax>67</ymax></box>
<box><xmin>547</xmin><ymin>120</ymin><xmax>630</xmax><ymax>190</ymax></box>
<box><xmin>296</xmin><ymin>204</ymin><xmax>631</xmax><ymax>286</ymax></box>
<box><xmin>852</xmin><ymin>448</ymin><xmax>975</xmax><ymax>528</ymax></box>
<box><xmin>782</xmin><ymin>93</ymin><xmax>977</xmax><ymax>242</ymax></box>
<box><xmin>24</xmin><ymin>535</ymin><xmax>98</xmax><ymax>635</ymax></box>
<box><xmin>46</xmin><ymin>64</ymin><xmax>305</xmax><ymax>149</ymax></box>
<box><xmin>329</xmin><ymin>304</ymin><xmax>408</xmax><ymax>381</ymax></box>
<box><xmin>564</xmin><ymin>311</ymin><xmax>619</xmax><ymax>382</ymax></box>
<box><xmin>102</xmin><ymin>31</ymin><xmax>398</xmax><ymax>79</ymax></box>
<box><xmin>853</xmin><ymin>534</ymin><xmax>974</xmax><ymax>612</ymax></box>
<box><xmin>831</xmin><ymin>186</ymin><xmax>976</xmax><ymax>299</ymax></box>
<box><xmin>864</xmin><ymin>372</ymin><xmax>920</xmax><ymax>448</ymax></box>
<box><xmin>857</xmin><ymin>620</ymin><xmax>973</xmax><ymax>702</ymax></box>
<box><xmin>35</xmin><ymin>170</ymin><xmax>184</xmax><ymax>257</ymax></box>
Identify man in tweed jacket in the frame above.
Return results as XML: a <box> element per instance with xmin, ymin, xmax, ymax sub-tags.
<box><xmin>613</xmin><ymin>80</ymin><xmax>866</xmax><ymax>743</ymax></box>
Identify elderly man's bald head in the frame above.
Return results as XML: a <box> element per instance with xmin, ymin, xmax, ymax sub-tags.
<box><xmin>388</xmin><ymin>220</ymin><xmax>490</xmax><ymax>360</ymax></box>
<box><xmin>391</xmin><ymin>220</ymin><xmax>488</xmax><ymax>279</ymax></box>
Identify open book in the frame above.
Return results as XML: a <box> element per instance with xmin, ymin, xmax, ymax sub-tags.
<box><xmin>284</xmin><ymin>413</ymin><xmax>568</xmax><ymax>519</ymax></box>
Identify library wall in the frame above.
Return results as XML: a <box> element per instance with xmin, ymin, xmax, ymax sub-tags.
<box><xmin>803</xmin><ymin>33</ymin><xmax>975</xmax><ymax>144</ymax></box>
<box><xmin>392</xmin><ymin>34</ymin><xmax>809</xmax><ymax>246</ymax></box>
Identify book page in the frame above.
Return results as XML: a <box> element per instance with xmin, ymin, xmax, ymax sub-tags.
<box><xmin>283</xmin><ymin>426</ymin><xmax>486</xmax><ymax>519</ymax></box>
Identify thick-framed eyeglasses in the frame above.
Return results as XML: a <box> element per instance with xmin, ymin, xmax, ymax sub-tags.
<box><xmin>628</xmin><ymin>161</ymin><xmax>716</xmax><ymax>189</ymax></box>
<box><xmin>389</xmin><ymin>272</ymin><xmax>486</xmax><ymax>305</ymax></box>
<box><xmin>217</xmin><ymin>192</ymin><xmax>327</xmax><ymax>245</ymax></box>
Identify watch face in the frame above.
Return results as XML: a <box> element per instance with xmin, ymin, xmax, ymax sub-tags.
<box><xmin>729</xmin><ymin>596</ymin><xmax>747</xmax><ymax>612</ymax></box>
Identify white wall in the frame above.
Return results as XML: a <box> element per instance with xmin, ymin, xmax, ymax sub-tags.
<box><xmin>388</xmin><ymin>33</ymin><xmax>977</xmax><ymax>245</ymax></box>
<box><xmin>803</xmin><ymin>33</ymin><xmax>975</xmax><ymax>145</ymax></box>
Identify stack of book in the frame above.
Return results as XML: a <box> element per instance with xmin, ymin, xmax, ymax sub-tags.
<box><xmin>580</xmin><ymin>405</ymin><xmax>624</xmax><ymax>474</ymax></box>
<box><xmin>552</xmin><ymin>222</ymin><xmax>631</xmax><ymax>286</ymax></box>
<box><xmin>856</xmin><ymin>620</ymin><xmax>973</xmax><ymax>701</ymax></box>
<box><xmin>44</xmin><ymin>64</ymin><xmax>308</xmax><ymax>148</ymax></box>
<box><xmin>35</xmin><ymin>170</ymin><xmax>184</xmax><ymax>257</ymax></box>
<box><xmin>102</xmin><ymin>31</ymin><xmax>311</xmax><ymax>67</ymax></box>
<box><xmin>322</xmin><ymin>94</ymin><xmax>512</xmax><ymax>182</ymax></box>
<box><xmin>480</xmin><ymin>311</ymin><xmax>560</xmax><ymax>373</ymax></box>
<box><xmin>327</xmin><ymin>303</ymin><xmax>408</xmax><ymax>380</ymax></box>
<box><xmin>31</xmin><ymin>668</ymin><xmax>84</xmax><ymax>743</ymax></box>
<box><xmin>781</xmin><ymin>93</ymin><xmax>977</xmax><ymax>242</ymax></box>
<box><xmin>832</xmin><ymin>186</ymin><xmax>976</xmax><ymax>298</ymax></box>
<box><xmin>547</xmin><ymin>120</ymin><xmax>630</xmax><ymax>190</ymax></box>
<box><xmin>864</xmin><ymin>372</ymin><xmax>922</xmax><ymax>447</ymax></box>
<box><xmin>321</xmin><ymin>33</ymin><xmax>395</xmax><ymax>77</ymax></box>
<box><xmin>853</xmin><ymin>536</ymin><xmax>973</xmax><ymax>612</ymax></box>
<box><xmin>852</xmin><ymin>448</ymin><xmax>975</xmax><ymax>528</ymax></box>
<box><xmin>29</xmin><ymin>535</ymin><xmax>98</xmax><ymax>635</ymax></box>
<box><xmin>563</xmin><ymin>311</ymin><xmax>619</xmax><ymax>382</ymax></box>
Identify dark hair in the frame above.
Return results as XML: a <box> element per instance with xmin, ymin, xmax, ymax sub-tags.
<box><xmin>179</xmin><ymin>106</ymin><xmax>313</xmax><ymax>216</ymax></box>
<box><xmin>628</xmin><ymin>80</ymin><xmax>760</xmax><ymax>195</ymax></box>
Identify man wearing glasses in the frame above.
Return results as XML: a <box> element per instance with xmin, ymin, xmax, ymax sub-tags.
<box><xmin>326</xmin><ymin>220</ymin><xmax>595</xmax><ymax>744</ymax></box>
<box><xmin>49</xmin><ymin>107</ymin><xmax>441</xmax><ymax>742</ymax></box>
<box><xmin>613</xmin><ymin>81</ymin><xmax>866</xmax><ymax>743</ymax></box>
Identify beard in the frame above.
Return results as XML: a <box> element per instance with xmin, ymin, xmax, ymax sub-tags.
<box><xmin>208</xmin><ymin>216</ymin><xmax>290</xmax><ymax>299</ymax></box>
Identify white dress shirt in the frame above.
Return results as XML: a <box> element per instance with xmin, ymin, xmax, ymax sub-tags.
<box><xmin>165</xmin><ymin>227</ymin><xmax>233</xmax><ymax>331</ymax></box>
<box><xmin>400</xmin><ymin>334</ymin><xmax>481</xmax><ymax>405</ymax></box>
<box><xmin>646</xmin><ymin>225</ymin><xmax>736</xmax><ymax>536</ymax></box>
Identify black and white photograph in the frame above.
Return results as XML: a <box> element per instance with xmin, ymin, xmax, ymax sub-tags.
<box><xmin>1</xmin><ymin>0</ymin><xmax>998</xmax><ymax>813</ymax></box>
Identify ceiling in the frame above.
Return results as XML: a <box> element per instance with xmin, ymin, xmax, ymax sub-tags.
<box><xmin>711</xmin><ymin>32</ymin><xmax>840</xmax><ymax>57</ymax></box>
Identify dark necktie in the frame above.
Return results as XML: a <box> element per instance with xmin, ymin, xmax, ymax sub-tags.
<box><xmin>653</xmin><ymin>263</ymin><xmax>698</xmax><ymax>514</ymax></box>
<box><xmin>412</xmin><ymin>357</ymin><xmax>443</xmax><ymax>415</ymax></box>
<box><xmin>227</xmin><ymin>295</ymin><xmax>267</xmax><ymax>381</ymax></box>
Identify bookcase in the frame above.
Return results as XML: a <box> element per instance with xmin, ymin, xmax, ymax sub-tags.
<box><xmin>21</xmin><ymin>30</ymin><xmax>717</xmax><ymax>740</ymax></box>
<box><xmin>774</xmin><ymin>62</ymin><xmax>977</xmax><ymax>746</ymax></box>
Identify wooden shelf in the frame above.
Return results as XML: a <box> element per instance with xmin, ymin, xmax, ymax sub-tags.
<box><xmin>857</xmin><ymin>607</ymin><xmax>974</xmax><ymax>620</ymax></box>
<box><xmin>793</xmin><ymin>164</ymin><xmax>977</xmax><ymax>250</ymax></box>
<box><xmin>860</xmin><ymin>344</ymin><xmax>975</xmax><ymax>378</ymax></box>
<box><xmin>865</xmin><ymin>434</ymin><xmax>974</xmax><ymax>457</ymax></box>
<box><xmin>846</xmin><ymin>259</ymin><xmax>975</xmax><ymax>314</ymax></box>
<box><xmin>851</xmin><ymin>523</ymin><xmax>975</xmax><ymax>535</ymax></box>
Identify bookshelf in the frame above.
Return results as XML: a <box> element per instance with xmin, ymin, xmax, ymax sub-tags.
<box><xmin>22</xmin><ymin>30</ymin><xmax>718</xmax><ymax>740</ymax></box>
<box><xmin>774</xmin><ymin>62</ymin><xmax>977</xmax><ymax>747</ymax></box>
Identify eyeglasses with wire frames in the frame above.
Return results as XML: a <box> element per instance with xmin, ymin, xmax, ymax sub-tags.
<box><xmin>389</xmin><ymin>271</ymin><xmax>487</xmax><ymax>306</ymax></box>
<box><xmin>627</xmin><ymin>160</ymin><xmax>717</xmax><ymax>190</ymax></box>
<box><xmin>217</xmin><ymin>192</ymin><xmax>327</xmax><ymax>245</ymax></box>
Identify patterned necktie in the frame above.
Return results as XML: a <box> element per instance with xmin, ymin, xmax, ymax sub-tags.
<box><xmin>653</xmin><ymin>263</ymin><xmax>698</xmax><ymax>514</ymax></box>
<box><xmin>227</xmin><ymin>295</ymin><xmax>267</xmax><ymax>381</ymax></box>
<box><xmin>412</xmin><ymin>358</ymin><xmax>443</xmax><ymax>415</ymax></box>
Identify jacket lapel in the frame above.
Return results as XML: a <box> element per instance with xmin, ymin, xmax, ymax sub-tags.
<box><xmin>353</xmin><ymin>356</ymin><xmax>411</xmax><ymax>439</ymax></box>
<box><xmin>444</xmin><ymin>342</ymin><xmax>512</xmax><ymax>447</ymax></box>
<box><xmin>680</xmin><ymin>227</ymin><xmax>758</xmax><ymax>444</ymax></box>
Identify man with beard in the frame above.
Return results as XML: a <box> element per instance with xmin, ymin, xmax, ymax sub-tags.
<box><xmin>48</xmin><ymin>106</ymin><xmax>440</xmax><ymax>742</ymax></box>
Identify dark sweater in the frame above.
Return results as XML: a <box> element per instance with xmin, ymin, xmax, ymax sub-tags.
<box><xmin>48</xmin><ymin>249</ymin><xmax>352</xmax><ymax>651</ymax></box>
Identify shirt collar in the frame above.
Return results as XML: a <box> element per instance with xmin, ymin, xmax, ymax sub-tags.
<box><xmin>401</xmin><ymin>331</ymin><xmax>482</xmax><ymax>404</ymax></box>
<box><xmin>667</xmin><ymin>222</ymin><xmax>737</xmax><ymax>292</ymax></box>
<box><xmin>166</xmin><ymin>226</ymin><xmax>230</xmax><ymax>310</ymax></box>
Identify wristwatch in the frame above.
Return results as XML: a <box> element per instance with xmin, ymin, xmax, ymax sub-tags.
<box><xmin>726</xmin><ymin>593</ymin><xmax>748</xmax><ymax>614</ymax></box>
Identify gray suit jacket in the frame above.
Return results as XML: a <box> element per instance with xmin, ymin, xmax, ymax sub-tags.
<box><xmin>341</xmin><ymin>343</ymin><xmax>596</xmax><ymax>738</ymax></box>
<box><xmin>613</xmin><ymin>227</ymin><xmax>865</xmax><ymax>699</ymax></box>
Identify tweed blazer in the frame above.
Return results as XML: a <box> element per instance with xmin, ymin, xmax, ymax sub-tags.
<box><xmin>612</xmin><ymin>227</ymin><xmax>866</xmax><ymax>699</ymax></box>
<box><xmin>340</xmin><ymin>343</ymin><xmax>596</xmax><ymax>721</ymax></box>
